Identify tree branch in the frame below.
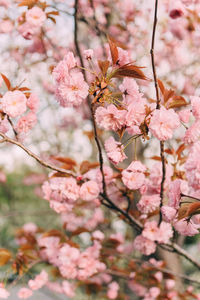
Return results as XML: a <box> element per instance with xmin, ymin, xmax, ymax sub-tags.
<box><xmin>0</xmin><ymin>132</ymin><xmax>75</xmax><ymax>177</ymax></box>
<box><xmin>150</xmin><ymin>0</ymin><xmax>166</xmax><ymax>225</ymax></box>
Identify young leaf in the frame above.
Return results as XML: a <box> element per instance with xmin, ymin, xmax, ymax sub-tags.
<box><xmin>168</xmin><ymin>96</ymin><xmax>187</xmax><ymax>109</ymax></box>
<box><xmin>80</xmin><ymin>161</ymin><xmax>99</xmax><ymax>174</ymax></box>
<box><xmin>163</xmin><ymin>89</ymin><xmax>174</xmax><ymax>103</ymax></box>
<box><xmin>158</xmin><ymin>79</ymin><xmax>165</xmax><ymax>95</ymax></box>
<box><xmin>1</xmin><ymin>73</ymin><xmax>11</xmax><ymax>90</ymax></box>
<box><xmin>51</xmin><ymin>156</ymin><xmax>77</xmax><ymax>166</ymax></box>
<box><xmin>186</xmin><ymin>202</ymin><xmax>200</xmax><ymax>218</ymax></box>
<box><xmin>176</xmin><ymin>144</ymin><xmax>186</xmax><ymax>160</ymax></box>
<box><xmin>113</xmin><ymin>64</ymin><xmax>148</xmax><ymax>80</ymax></box>
<box><xmin>18</xmin><ymin>0</ymin><xmax>36</xmax><ymax>7</ymax></box>
<box><xmin>108</xmin><ymin>37</ymin><xmax>119</xmax><ymax>65</ymax></box>
<box><xmin>47</xmin><ymin>11</ymin><xmax>59</xmax><ymax>16</ymax></box>
<box><xmin>98</xmin><ymin>60</ymin><xmax>110</xmax><ymax>75</ymax></box>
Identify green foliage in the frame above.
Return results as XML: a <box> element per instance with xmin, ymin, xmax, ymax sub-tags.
<box><xmin>0</xmin><ymin>171</ymin><xmax>59</xmax><ymax>250</ymax></box>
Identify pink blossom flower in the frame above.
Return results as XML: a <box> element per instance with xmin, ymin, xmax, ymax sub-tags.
<box><xmin>122</xmin><ymin>160</ymin><xmax>146</xmax><ymax>190</ymax></box>
<box><xmin>55</xmin><ymin>69</ymin><xmax>89</xmax><ymax>107</ymax></box>
<box><xmin>174</xmin><ymin>219</ymin><xmax>200</xmax><ymax>236</ymax></box>
<box><xmin>23</xmin><ymin>222</ymin><xmax>37</xmax><ymax>233</ymax></box>
<box><xmin>17</xmin><ymin>288</ymin><xmax>33</xmax><ymax>299</ymax></box>
<box><xmin>144</xmin><ymin>287</ymin><xmax>160</xmax><ymax>300</ymax></box>
<box><xmin>128</xmin><ymin>281</ymin><xmax>147</xmax><ymax>297</ymax></box>
<box><xmin>95</xmin><ymin>104</ymin><xmax>126</xmax><ymax>131</ymax></box>
<box><xmin>142</xmin><ymin>220</ymin><xmax>159</xmax><ymax>241</ymax></box>
<box><xmin>2</xmin><ymin>90</ymin><xmax>27</xmax><ymax>118</ymax></box>
<box><xmin>142</xmin><ymin>221</ymin><xmax>173</xmax><ymax>244</ymax></box>
<box><xmin>191</xmin><ymin>96</ymin><xmax>200</xmax><ymax>119</ymax></box>
<box><xmin>183</xmin><ymin>120</ymin><xmax>200</xmax><ymax>144</ymax></box>
<box><xmin>133</xmin><ymin>235</ymin><xmax>156</xmax><ymax>255</ymax></box>
<box><xmin>27</xmin><ymin>93</ymin><xmax>39</xmax><ymax>112</ymax></box>
<box><xmin>0</xmin><ymin>19</ymin><xmax>13</xmax><ymax>33</ymax></box>
<box><xmin>16</xmin><ymin>112</ymin><xmax>37</xmax><ymax>133</ymax></box>
<box><xmin>168</xmin><ymin>179</ymin><xmax>182</xmax><ymax>209</ymax></box>
<box><xmin>80</xmin><ymin>180</ymin><xmax>100</xmax><ymax>201</ymax></box>
<box><xmin>62</xmin><ymin>281</ymin><xmax>75</xmax><ymax>298</ymax></box>
<box><xmin>28</xmin><ymin>270</ymin><xmax>48</xmax><ymax>290</ymax></box>
<box><xmin>105</xmin><ymin>136</ymin><xmax>127</xmax><ymax>164</ymax></box>
<box><xmin>125</xmin><ymin>99</ymin><xmax>148</xmax><ymax>134</ymax></box>
<box><xmin>149</xmin><ymin>106</ymin><xmax>180</xmax><ymax>141</ymax></box>
<box><xmin>137</xmin><ymin>194</ymin><xmax>160</xmax><ymax>214</ymax></box>
<box><xmin>42</xmin><ymin>177</ymin><xmax>80</xmax><ymax>213</ymax></box>
<box><xmin>18</xmin><ymin>22</ymin><xmax>39</xmax><ymax>40</ymax></box>
<box><xmin>185</xmin><ymin>142</ymin><xmax>200</xmax><ymax>189</ymax></box>
<box><xmin>161</xmin><ymin>206</ymin><xmax>177</xmax><ymax>222</ymax></box>
<box><xmin>107</xmin><ymin>281</ymin><xmax>119</xmax><ymax>299</ymax></box>
<box><xmin>119</xmin><ymin>78</ymin><xmax>140</xmax><ymax>104</ymax></box>
<box><xmin>154</xmin><ymin>271</ymin><xmax>163</xmax><ymax>282</ymax></box>
<box><xmin>26</xmin><ymin>7</ymin><xmax>46</xmax><ymax>27</ymax></box>
<box><xmin>0</xmin><ymin>284</ymin><xmax>9</xmax><ymax>299</ymax></box>
<box><xmin>178</xmin><ymin>108</ymin><xmax>190</xmax><ymax>123</ymax></box>
<box><xmin>0</xmin><ymin>116</ymin><xmax>9</xmax><ymax>134</ymax></box>
<box><xmin>157</xmin><ymin>222</ymin><xmax>173</xmax><ymax>243</ymax></box>
<box><xmin>165</xmin><ymin>279</ymin><xmax>175</xmax><ymax>290</ymax></box>
<box><xmin>96</xmin><ymin>165</ymin><xmax>114</xmax><ymax>186</ymax></box>
<box><xmin>46</xmin><ymin>282</ymin><xmax>63</xmax><ymax>294</ymax></box>
<box><xmin>92</xmin><ymin>230</ymin><xmax>105</xmax><ymax>241</ymax></box>
<box><xmin>53</xmin><ymin>52</ymin><xmax>77</xmax><ymax>83</ymax></box>
<box><xmin>83</xmin><ymin>49</ymin><xmax>94</xmax><ymax>60</ymax></box>
<box><xmin>115</xmin><ymin>48</ymin><xmax>130</xmax><ymax>66</ymax></box>
<box><xmin>77</xmin><ymin>242</ymin><xmax>106</xmax><ymax>280</ymax></box>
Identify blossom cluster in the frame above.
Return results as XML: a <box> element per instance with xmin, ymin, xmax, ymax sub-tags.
<box><xmin>0</xmin><ymin>86</ymin><xmax>39</xmax><ymax>135</ymax></box>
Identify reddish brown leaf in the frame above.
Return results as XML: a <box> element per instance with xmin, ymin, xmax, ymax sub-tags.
<box><xmin>164</xmin><ymin>148</ymin><xmax>174</xmax><ymax>155</ymax></box>
<box><xmin>0</xmin><ymin>249</ymin><xmax>12</xmax><ymax>266</ymax></box>
<box><xmin>1</xmin><ymin>73</ymin><xmax>11</xmax><ymax>90</ymax></box>
<box><xmin>80</xmin><ymin>161</ymin><xmax>99</xmax><ymax>174</ymax></box>
<box><xmin>150</xmin><ymin>156</ymin><xmax>162</xmax><ymax>161</ymax></box>
<box><xmin>71</xmin><ymin>227</ymin><xmax>90</xmax><ymax>237</ymax></box>
<box><xmin>47</xmin><ymin>16</ymin><xmax>56</xmax><ymax>24</ymax></box>
<box><xmin>18</xmin><ymin>87</ymin><xmax>31</xmax><ymax>91</ymax></box>
<box><xmin>163</xmin><ymin>89</ymin><xmax>174</xmax><ymax>103</ymax></box>
<box><xmin>158</xmin><ymin>79</ymin><xmax>165</xmax><ymax>95</ymax></box>
<box><xmin>176</xmin><ymin>144</ymin><xmax>186</xmax><ymax>160</ymax></box>
<box><xmin>178</xmin><ymin>204</ymin><xmax>189</xmax><ymax>220</ymax></box>
<box><xmin>50</xmin><ymin>172</ymin><xmax>70</xmax><ymax>178</ymax></box>
<box><xmin>113</xmin><ymin>64</ymin><xmax>148</xmax><ymax>80</ymax></box>
<box><xmin>168</xmin><ymin>96</ymin><xmax>187</xmax><ymax>109</ymax></box>
<box><xmin>108</xmin><ymin>37</ymin><xmax>119</xmax><ymax>65</ymax></box>
<box><xmin>51</xmin><ymin>156</ymin><xmax>77</xmax><ymax>166</ymax></box>
<box><xmin>98</xmin><ymin>60</ymin><xmax>110</xmax><ymax>75</ymax></box>
<box><xmin>18</xmin><ymin>0</ymin><xmax>36</xmax><ymax>7</ymax></box>
<box><xmin>186</xmin><ymin>202</ymin><xmax>200</xmax><ymax>218</ymax></box>
<box><xmin>47</xmin><ymin>11</ymin><xmax>59</xmax><ymax>16</ymax></box>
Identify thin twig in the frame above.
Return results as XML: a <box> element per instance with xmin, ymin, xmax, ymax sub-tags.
<box><xmin>74</xmin><ymin>0</ymin><xmax>84</xmax><ymax>72</ymax></box>
<box><xmin>7</xmin><ymin>116</ymin><xmax>18</xmax><ymax>140</ymax></box>
<box><xmin>150</xmin><ymin>0</ymin><xmax>166</xmax><ymax>225</ymax></box>
<box><xmin>0</xmin><ymin>132</ymin><xmax>75</xmax><ymax>177</ymax></box>
<box><xmin>181</xmin><ymin>193</ymin><xmax>200</xmax><ymax>202</ymax></box>
<box><xmin>150</xmin><ymin>0</ymin><xmax>160</xmax><ymax>109</ymax></box>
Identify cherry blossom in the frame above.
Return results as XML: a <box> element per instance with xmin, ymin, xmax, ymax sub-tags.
<box><xmin>80</xmin><ymin>180</ymin><xmax>100</xmax><ymax>201</ymax></box>
<box><xmin>122</xmin><ymin>160</ymin><xmax>146</xmax><ymax>190</ymax></box>
<box><xmin>26</xmin><ymin>7</ymin><xmax>46</xmax><ymax>27</ymax></box>
<box><xmin>149</xmin><ymin>106</ymin><xmax>180</xmax><ymax>141</ymax></box>
<box><xmin>2</xmin><ymin>91</ymin><xmax>27</xmax><ymax>118</ymax></box>
<box><xmin>104</xmin><ymin>136</ymin><xmax>127</xmax><ymax>164</ymax></box>
<box><xmin>17</xmin><ymin>288</ymin><xmax>33</xmax><ymax>299</ymax></box>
